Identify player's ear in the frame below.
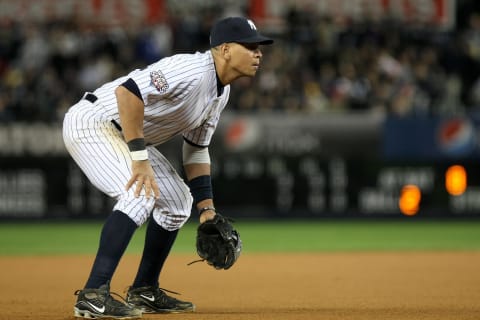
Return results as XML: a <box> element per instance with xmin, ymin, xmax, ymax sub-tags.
<box><xmin>220</xmin><ymin>43</ymin><xmax>232</xmax><ymax>60</ymax></box>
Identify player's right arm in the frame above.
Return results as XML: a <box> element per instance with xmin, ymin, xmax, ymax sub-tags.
<box><xmin>115</xmin><ymin>85</ymin><xmax>160</xmax><ymax>199</ymax></box>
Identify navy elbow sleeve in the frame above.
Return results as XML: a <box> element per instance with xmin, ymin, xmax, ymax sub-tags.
<box><xmin>120</xmin><ymin>78</ymin><xmax>142</xmax><ymax>100</ymax></box>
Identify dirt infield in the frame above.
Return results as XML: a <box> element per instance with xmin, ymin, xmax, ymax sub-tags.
<box><xmin>0</xmin><ymin>252</ymin><xmax>479</xmax><ymax>320</ymax></box>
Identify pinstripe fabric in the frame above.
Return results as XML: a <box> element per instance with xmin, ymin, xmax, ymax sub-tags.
<box><xmin>62</xmin><ymin>50</ymin><xmax>224</xmax><ymax>229</ymax></box>
<box><xmin>93</xmin><ymin>51</ymin><xmax>229</xmax><ymax>147</ymax></box>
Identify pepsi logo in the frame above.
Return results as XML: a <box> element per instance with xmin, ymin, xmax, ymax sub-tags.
<box><xmin>436</xmin><ymin>118</ymin><xmax>476</xmax><ymax>156</ymax></box>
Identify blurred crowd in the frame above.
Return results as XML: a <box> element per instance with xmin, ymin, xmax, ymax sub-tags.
<box><xmin>2</xmin><ymin>3</ymin><xmax>480</xmax><ymax>123</ymax></box>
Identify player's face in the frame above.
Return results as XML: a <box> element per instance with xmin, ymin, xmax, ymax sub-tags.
<box><xmin>229</xmin><ymin>42</ymin><xmax>263</xmax><ymax>77</ymax></box>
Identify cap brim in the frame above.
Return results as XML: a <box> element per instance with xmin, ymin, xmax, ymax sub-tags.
<box><xmin>236</xmin><ymin>35</ymin><xmax>274</xmax><ymax>45</ymax></box>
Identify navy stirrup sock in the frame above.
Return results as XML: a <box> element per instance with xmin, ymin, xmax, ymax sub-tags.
<box><xmin>85</xmin><ymin>210</ymin><xmax>137</xmax><ymax>289</ymax></box>
<box><xmin>132</xmin><ymin>219</ymin><xmax>178</xmax><ymax>288</ymax></box>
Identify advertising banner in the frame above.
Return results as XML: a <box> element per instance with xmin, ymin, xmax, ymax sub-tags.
<box><xmin>383</xmin><ymin>114</ymin><xmax>480</xmax><ymax>160</ymax></box>
<box><xmin>1</xmin><ymin>113</ymin><xmax>479</xmax><ymax>219</ymax></box>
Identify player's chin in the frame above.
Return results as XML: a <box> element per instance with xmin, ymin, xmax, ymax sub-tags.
<box><xmin>245</xmin><ymin>66</ymin><xmax>259</xmax><ymax>77</ymax></box>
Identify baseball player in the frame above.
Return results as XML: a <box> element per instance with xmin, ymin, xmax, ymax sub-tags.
<box><xmin>63</xmin><ymin>17</ymin><xmax>273</xmax><ymax>319</ymax></box>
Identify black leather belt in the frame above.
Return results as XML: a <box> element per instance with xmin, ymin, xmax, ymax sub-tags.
<box><xmin>83</xmin><ymin>93</ymin><xmax>122</xmax><ymax>132</ymax></box>
<box><xmin>84</xmin><ymin>92</ymin><xmax>98</xmax><ymax>103</ymax></box>
<box><xmin>111</xmin><ymin>119</ymin><xmax>122</xmax><ymax>131</ymax></box>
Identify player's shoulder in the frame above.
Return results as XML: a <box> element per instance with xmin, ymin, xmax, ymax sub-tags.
<box><xmin>160</xmin><ymin>51</ymin><xmax>215</xmax><ymax>84</ymax></box>
<box><xmin>140</xmin><ymin>50</ymin><xmax>215</xmax><ymax>96</ymax></box>
<box><xmin>157</xmin><ymin>50</ymin><xmax>212</xmax><ymax>68</ymax></box>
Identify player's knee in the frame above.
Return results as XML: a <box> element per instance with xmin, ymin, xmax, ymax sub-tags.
<box><xmin>114</xmin><ymin>195</ymin><xmax>156</xmax><ymax>226</ymax></box>
<box><xmin>152</xmin><ymin>195</ymin><xmax>193</xmax><ymax>231</ymax></box>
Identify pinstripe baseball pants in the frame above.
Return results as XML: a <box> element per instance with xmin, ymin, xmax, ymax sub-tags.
<box><xmin>63</xmin><ymin>100</ymin><xmax>193</xmax><ymax>230</ymax></box>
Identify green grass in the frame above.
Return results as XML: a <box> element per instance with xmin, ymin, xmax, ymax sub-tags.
<box><xmin>0</xmin><ymin>219</ymin><xmax>479</xmax><ymax>256</ymax></box>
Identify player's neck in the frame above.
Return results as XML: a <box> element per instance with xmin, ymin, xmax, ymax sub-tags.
<box><xmin>214</xmin><ymin>62</ymin><xmax>243</xmax><ymax>86</ymax></box>
<box><xmin>215</xmin><ymin>73</ymin><xmax>225</xmax><ymax>97</ymax></box>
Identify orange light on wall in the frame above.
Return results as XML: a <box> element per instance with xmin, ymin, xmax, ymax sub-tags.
<box><xmin>399</xmin><ymin>185</ymin><xmax>421</xmax><ymax>216</ymax></box>
<box><xmin>445</xmin><ymin>165</ymin><xmax>467</xmax><ymax>196</ymax></box>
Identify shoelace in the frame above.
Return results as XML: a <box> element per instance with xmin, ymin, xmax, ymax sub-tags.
<box><xmin>157</xmin><ymin>287</ymin><xmax>181</xmax><ymax>296</ymax></box>
<box><xmin>108</xmin><ymin>291</ymin><xmax>131</xmax><ymax>306</ymax></box>
<box><xmin>187</xmin><ymin>258</ymin><xmax>205</xmax><ymax>266</ymax></box>
<box><xmin>124</xmin><ymin>286</ymin><xmax>181</xmax><ymax>296</ymax></box>
<box><xmin>74</xmin><ymin>288</ymin><xmax>131</xmax><ymax>307</ymax></box>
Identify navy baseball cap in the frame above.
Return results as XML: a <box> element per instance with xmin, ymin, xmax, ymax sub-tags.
<box><xmin>210</xmin><ymin>17</ymin><xmax>274</xmax><ymax>47</ymax></box>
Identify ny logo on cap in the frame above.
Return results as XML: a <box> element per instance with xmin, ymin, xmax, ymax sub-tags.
<box><xmin>247</xmin><ymin>19</ymin><xmax>257</xmax><ymax>30</ymax></box>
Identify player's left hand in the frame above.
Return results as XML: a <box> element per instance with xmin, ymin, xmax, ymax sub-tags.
<box><xmin>126</xmin><ymin>160</ymin><xmax>160</xmax><ymax>199</ymax></box>
<box><xmin>199</xmin><ymin>209</ymin><xmax>216</xmax><ymax>224</ymax></box>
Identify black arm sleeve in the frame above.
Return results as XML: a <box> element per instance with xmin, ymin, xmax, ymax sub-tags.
<box><xmin>120</xmin><ymin>78</ymin><xmax>142</xmax><ymax>101</ymax></box>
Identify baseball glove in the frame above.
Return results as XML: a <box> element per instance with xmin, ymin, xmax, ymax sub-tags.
<box><xmin>194</xmin><ymin>213</ymin><xmax>242</xmax><ymax>270</ymax></box>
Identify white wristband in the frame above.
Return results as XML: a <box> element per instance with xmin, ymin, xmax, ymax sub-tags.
<box><xmin>130</xmin><ymin>149</ymin><xmax>148</xmax><ymax>161</ymax></box>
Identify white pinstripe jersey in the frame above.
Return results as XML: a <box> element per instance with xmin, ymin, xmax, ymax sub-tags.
<box><xmin>91</xmin><ymin>50</ymin><xmax>230</xmax><ymax>147</ymax></box>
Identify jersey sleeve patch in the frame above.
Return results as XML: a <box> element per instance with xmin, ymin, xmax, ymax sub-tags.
<box><xmin>150</xmin><ymin>70</ymin><xmax>169</xmax><ymax>93</ymax></box>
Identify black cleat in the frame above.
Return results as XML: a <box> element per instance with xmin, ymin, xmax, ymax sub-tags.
<box><xmin>74</xmin><ymin>283</ymin><xmax>142</xmax><ymax>319</ymax></box>
<box><xmin>126</xmin><ymin>286</ymin><xmax>195</xmax><ymax>313</ymax></box>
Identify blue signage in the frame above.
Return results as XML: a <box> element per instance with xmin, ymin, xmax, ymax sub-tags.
<box><xmin>383</xmin><ymin>115</ymin><xmax>480</xmax><ymax>160</ymax></box>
